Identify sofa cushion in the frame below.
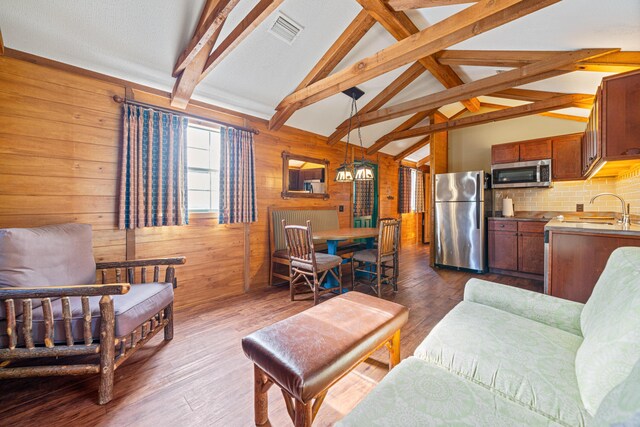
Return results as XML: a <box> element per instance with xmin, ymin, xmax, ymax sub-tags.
<box><xmin>0</xmin><ymin>224</ymin><xmax>97</xmax><ymax>320</ymax></box>
<box><xmin>593</xmin><ymin>357</ymin><xmax>640</xmax><ymax>426</ymax></box>
<box><xmin>576</xmin><ymin>247</ymin><xmax>640</xmax><ymax>415</ymax></box>
<box><xmin>337</xmin><ymin>357</ymin><xmax>566</xmax><ymax>427</ymax></box>
<box><xmin>7</xmin><ymin>282</ymin><xmax>174</xmax><ymax>345</ymax></box>
<box><xmin>414</xmin><ymin>301</ymin><xmax>590</xmax><ymax>426</ymax></box>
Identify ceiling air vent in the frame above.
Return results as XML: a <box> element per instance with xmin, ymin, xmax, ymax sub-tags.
<box><xmin>268</xmin><ymin>13</ymin><xmax>303</xmax><ymax>45</ymax></box>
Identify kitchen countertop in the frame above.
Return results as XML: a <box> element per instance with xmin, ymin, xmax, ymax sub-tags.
<box><xmin>545</xmin><ymin>219</ymin><xmax>640</xmax><ymax>237</ymax></box>
<box><xmin>489</xmin><ymin>216</ymin><xmax>551</xmax><ymax>222</ymax></box>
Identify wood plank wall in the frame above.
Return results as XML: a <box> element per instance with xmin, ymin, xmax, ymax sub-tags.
<box><xmin>0</xmin><ymin>54</ymin><xmax>415</xmax><ymax>309</ymax></box>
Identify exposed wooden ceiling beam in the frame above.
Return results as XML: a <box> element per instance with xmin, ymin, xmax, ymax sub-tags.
<box><xmin>490</xmin><ymin>88</ymin><xmax>594</xmax><ymax>109</ymax></box>
<box><xmin>171</xmin><ymin>0</ymin><xmax>231</xmax><ymax>109</ymax></box>
<box><xmin>356</xmin><ymin>0</ymin><xmax>480</xmax><ymax>112</ymax></box>
<box><xmin>276</xmin><ymin>0</ymin><xmax>561</xmax><ymax>112</ymax></box>
<box><xmin>173</xmin><ymin>0</ymin><xmax>240</xmax><ymax>76</ymax></box>
<box><xmin>355</xmin><ymin>48</ymin><xmax>616</xmax><ymax>127</ymax></box>
<box><xmin>436</xmin><ymin>50</ymin><xmax>640</xmax><ymax>72</ymax></box>
<box><xmin>388</xmin><ymin>0</ymin><xmax>478</xmax><ymax>11</ymax></box>
<box><xmin>326</xmin><ymin>62</ymin><xmax>427</xmax><ymax>145</ymax></box>
<box><xmin>480</xmin><ymin>102</ymin><xmax>589</xmax><ymax>122</ymax></box>
<box><xmin>380</xmin><ymin>94</ymin><xmax>593</xmax><ymax>143</ymax></box>
<box><xmin>366</xmin><ymin>110</ymin><xmax>432</xmax><ymax>154</ymax></box>
<box><xmin>416</xmin><ymin>155</ymin><xmax>431</xmax><ymax>167</ymax></box>
<box><xmin>268</xmin><ymin>10</ymin><xmax>376</xmax><ymax>130</ymax></box>
<box><xmin>393</xmin><ymin>135</ymin><xmax>431</xmax><ymax>161</ymax></box>
<box><xmin>199</xmin><ymin>0</ymin><xmax>285</xmax><ymax>82</ymax></box>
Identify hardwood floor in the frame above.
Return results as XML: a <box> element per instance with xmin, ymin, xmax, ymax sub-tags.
<box><xmin>0</xmin><ymin>244</ymin><xmax>542</xmax><ymax>427</ymax></box>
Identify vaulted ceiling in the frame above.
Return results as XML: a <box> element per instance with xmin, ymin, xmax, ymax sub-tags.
<box><xmin>2</xmin><ymin>0</ymin><xmax>640</xmax><ymax>161</ymax></box>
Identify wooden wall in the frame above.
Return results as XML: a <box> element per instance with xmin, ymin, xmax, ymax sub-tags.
<box><xmin>0</xmin><ymin>53</ymin><xmax>413</xmax><ymax>309</ymax></box>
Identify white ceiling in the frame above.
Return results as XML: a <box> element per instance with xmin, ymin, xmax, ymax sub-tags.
<box><xmin>1</xmin><ymin>0</ymin><xmax>640</xmax><ymax>158</ymax></box>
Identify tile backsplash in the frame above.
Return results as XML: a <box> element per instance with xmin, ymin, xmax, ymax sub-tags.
<box><xmin>616</xmin><ymin>165</ymin><xmax>640</xmax><ymax>216</ymax></box>
<box><xmin>495</xmin><ymin>165</ymin><xmax>640</xmax><ymax>216</ymax></box>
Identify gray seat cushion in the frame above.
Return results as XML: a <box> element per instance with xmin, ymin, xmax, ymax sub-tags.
<box><xmin>8</xmin><ymin>282</ymin><xmax>174</xmax><ymax>345</ymax></box>
<box><xmin>292</xmin><ymin>253</ymin><xmax>342</xmax><ymax>272</ymax></box>
<box><xmin>0</xmin><ymin>223</ymin><xmax>96</xmax><ymax>320</ymax></box>
<box><xmin>353</xmin><ymin>249</ymin><xmax>393</xmax><ymax>263</ymax></box>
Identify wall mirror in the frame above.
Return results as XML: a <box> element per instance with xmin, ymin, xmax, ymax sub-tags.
<box><xmin>281</xmin><ymin>152</ymin><xmax>329</xmax><ymax>199</ymax></box>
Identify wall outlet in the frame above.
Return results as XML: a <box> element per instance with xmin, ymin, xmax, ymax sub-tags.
<box><xmin>576</xmin><ymin>203</ymin><xmax>584</xmax><ymax>212</ymax></box>
<box><xmin>339</xmin><ymin>205</ymin><xmax>344</xmax><ymax>212</ymax></box>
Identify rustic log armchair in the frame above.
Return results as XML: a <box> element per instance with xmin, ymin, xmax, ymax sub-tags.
<box><xmin>0</xmin><ymin>223</ymin><xmax>185</xmax><ymax>404</ymax></box>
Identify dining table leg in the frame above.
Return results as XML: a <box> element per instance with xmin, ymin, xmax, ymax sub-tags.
<box><xmin>323</xmin><ymin>239</ymin><xmax>347</xmax><ymax>293</ymax></box>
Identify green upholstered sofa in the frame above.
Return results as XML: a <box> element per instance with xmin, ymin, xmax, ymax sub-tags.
<box><xmin>338</xmin><ymin>247</ymin><xmax>640</xmax><ymax>426</ymax></box>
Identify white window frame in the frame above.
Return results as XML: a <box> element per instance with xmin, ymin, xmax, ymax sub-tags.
<box><xmin>186</xmin><ymin>122</ymin><xmax>221</xmax><ymax>214</ymax></box>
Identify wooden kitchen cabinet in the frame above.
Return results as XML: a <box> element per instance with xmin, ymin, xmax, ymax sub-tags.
<box><xmin>601</xmin><ymin>70</ymin><xmax>640</xmax><ymax>159</ymax></box>
<box><xmin>517</xmin><ymin>222</ymin><xmax>546</xmax><ymax>275</ymax></box>
<box><xmin>552</xmin><ymin>133</ymin><xmax>583</xmax><ymax>181</ymax></box>
<box><xmin>520</xmin><ymin>139</ymin><xmax>552</xmax><ymax>161</ymax></box>
<box><xmin>548</xmin><ymin>231</ymin><xmax>640</xmax><ymax>303</ymax></box>
<box><xmin>581</xmin><ymin>69</ymin><xmax>640</xmax><ymax>177</ymax></box>
<box><xmin>491</xmin><ymin>138</ymin><xmax>552</xmax><ymax>165</ymax></box>
<box><xmin>488</xmin><ymin>219</ymin><xmax>545</xmax><ymax>279</ymax></box>
<box><xmin>491</xmin><ymin>143</ymin><xmax>520</xmax><ymax>164</ymax></box>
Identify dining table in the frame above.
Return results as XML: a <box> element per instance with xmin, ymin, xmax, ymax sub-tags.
<box><xmin>312</xmin><ymin>227</ymin><xmax>379</xmax><ymax>290</ymax></box>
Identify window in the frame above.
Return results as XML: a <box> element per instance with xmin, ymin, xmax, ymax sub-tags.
<box><xmin>410</xmin><ymin>169</ymin><xmax>417</xmax><ymax>212</ymax></box>
<box><xmin>187</xmin><ymin>124</ymin><xmax>220</xmax><ymax>212</ymax></box>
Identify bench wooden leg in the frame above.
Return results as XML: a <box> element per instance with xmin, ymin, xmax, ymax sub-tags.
<box><xmin>254</xmin><ymin>365</ymin><xmax>273</xmax><ymax>426</ymax></box>
<box><xmin>387</xmin><ymin>329</ymin><xmax>401</xmax><ymax>369</ymax></box>
<box><xmin>294</xmin><ymin>399</ymin><xmax>313</xmax><ymax>427</ymax></box>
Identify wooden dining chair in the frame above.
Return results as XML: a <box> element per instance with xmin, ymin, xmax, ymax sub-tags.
<box><xmin>351</xmin><ymin>219</ymin><xmax>400</xmax><ymax>297</ymax></box>
<box><xmin>282</xmin><ymin>220</ymin><xmax>343</xmax><ymax>305</ymax></box>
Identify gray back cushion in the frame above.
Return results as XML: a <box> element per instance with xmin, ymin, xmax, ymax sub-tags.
<box><xmin>0</xmin><ymin>224</ymin><xmax>96</xmax><ymax>319</ymax></box>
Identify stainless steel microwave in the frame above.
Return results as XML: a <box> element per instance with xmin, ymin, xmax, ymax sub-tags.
<box><xmin>491</xmin><ymin>159</ymin><xmax>552</xmax><ymax>188</ymax></box>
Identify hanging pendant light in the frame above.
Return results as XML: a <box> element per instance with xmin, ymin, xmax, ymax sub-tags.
<box><xmin>351</xmin><ymin>94</ymin><xmax>374</xmax><ymax>181</ymax></box>
<box><xmin>335</xmin><ymin>92</ymin><xmax>374</xmax><ymax>182</ymax></box>
<box><xmin>334</xmin><ymin>93</ymin><xmax>356</xmax><ymax>182</ymax></box>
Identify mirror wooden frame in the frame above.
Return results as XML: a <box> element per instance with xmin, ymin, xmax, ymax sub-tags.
<box><xmin>281</xmin><ymin>151</ymin><xmax>330</xmax><ymax>200</ymax></box>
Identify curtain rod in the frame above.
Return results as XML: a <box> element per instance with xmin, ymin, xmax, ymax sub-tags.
<box><xmin>112</xmin><ymin>95</ymin><xmax>260</xmax><ymax>135</ymax></box>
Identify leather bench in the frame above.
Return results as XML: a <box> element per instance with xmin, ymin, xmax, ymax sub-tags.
<box><xmin>242</xmin><ymin>291</ymin><xmax>409</xmax><ymax>426</ymax></box>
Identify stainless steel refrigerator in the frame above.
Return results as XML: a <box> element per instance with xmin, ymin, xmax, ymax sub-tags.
<box><xmin>434</xmin><ymin>171</ymin><xmax>491</xmax><ymax>273</ymax></box>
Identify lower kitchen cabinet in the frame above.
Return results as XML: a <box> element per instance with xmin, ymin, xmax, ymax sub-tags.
<box><xmin>489</xmin><ymin>220</ymin><xmax>545</xmax><ymax>279</ymax></box>
<box><xmin>548</xmin><ymin>231</ymin><xmax>640</xmax><ymax>303</ymax></box>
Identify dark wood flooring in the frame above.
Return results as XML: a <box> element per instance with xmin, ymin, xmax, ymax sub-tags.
<box><xmin>0</xmin><ymin>244</ymin><xmax>542</xmax><ymax>427</ymax></box>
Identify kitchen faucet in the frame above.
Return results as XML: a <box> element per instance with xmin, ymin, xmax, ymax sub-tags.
<box><xmin>590</xmin><ymin>193</ymin><xmax>630</xmax><ymax>226</ymax></box>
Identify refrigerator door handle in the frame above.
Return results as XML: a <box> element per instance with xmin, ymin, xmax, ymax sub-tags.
<box><xmin>475</xmin><ymin>173</ymin><xmax>481</xmax><ymax>229</ymax></box>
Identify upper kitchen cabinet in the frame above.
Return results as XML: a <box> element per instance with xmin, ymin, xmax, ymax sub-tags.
<box><xmin>583</xmin><ymin>69</ymin><xmax>640</xmax><ymax>178</ymax></box>
<box><xmin>491</xmin><ymin>143</ymin><xmax>520</xmax><ymax>164</ymax></box>
<box><xmin>552</xmin><ymin>133</ymin><xmax>583</xmax><ymax>181</ymax></box>
<box><xmin>491</xmin><ymin>138</ymin><xmax>551</xmax><ymax>165</ymax></box>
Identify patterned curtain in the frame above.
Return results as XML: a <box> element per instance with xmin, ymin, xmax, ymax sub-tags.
<box><xmin>219</xmin><ymin>127</ymin><xmax>257</xmax><ymax>224</ymax></box>
<box><xmin>354</xmin><ymin>180</ymin><xmax>374</xmax><ymax>217</ymax></box>
<box><xmin>415</xmin><ymin>170</ymin><xmax>425</xmax><ymax>213</ymax></box>
<box><xmin>118</xmin><ymin>104</ymin><xmax>189</xmax><ymax>229</ymax></box>
<box><xmin>398</xmin><ymin>167</ymin><xmax>412</xmax><ymax>214</ymax></box>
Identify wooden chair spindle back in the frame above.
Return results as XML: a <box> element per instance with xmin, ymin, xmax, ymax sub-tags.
<box><xmin>282</xmin><ymin>220</ymin><xmax>316</xmax><ymax>269</ymax></box>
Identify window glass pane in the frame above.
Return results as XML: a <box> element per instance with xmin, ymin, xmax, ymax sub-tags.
<box><xmin>187</xmin><ymin>127</ymin><xmax>210</xmax><ymax>150</ymax></box>
<box><xmin>211</xmin><ymin>171</ymin><xmax>220</xmax><ymax>209</ymax></box>
<box><xmin>210</xmin><ymin>131</ymin><xmax>221</xmax><ymax>169</ymax></box>
<box><xmin>188</xmin><ymin>147</ymin><xmax>210</xmax><ymax>170</ymax></box>
<box><xmin>188</xmin><ymin>171</ymin><xmax>211</xmax><ymax>191</ymax></box>
<box><xmin>188</xmin><ymin>190</ymin><xmax>211</xmax><ymax>211</ymax></box>
<box><xmin>187</xmin><ymin>124</ymin><xmax>220</xmax><ymax>212</ymax></box>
